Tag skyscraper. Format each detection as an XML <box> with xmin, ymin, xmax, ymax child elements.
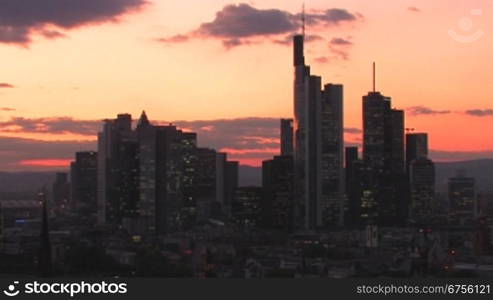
<box><xmin>321</xmin><ymin>83</ymin><xmax>344</xmax><ymax>226</ymax></box>
<box><xmin>448</xmin><ymin>171</ymin><xmax>477</xmax><ymax>225</ymax></box>
<box><xmin>153</xmin><ymin>124</ymin><xmax>197</xmax><ymax>233</ymax></box>
<box><xmin>280</xmin><ymin>118</ymin><xmax>293</xmax><ymax>156</ymax></box>
<box><xmin>232</xmin><ymin>187</ymin><xmax>262</xmax><ymax>229</ymax></box>
<box><xmin>136</xmin><ymin>111</ymin><xmax>157</xmax><ymax>233</ymax></box>
<box><xmin>97</xmin><ymin>114</ymin><xmax>139</xmax><ymax>225</ymax></box>
<box><xmin>345</xmin><ymin>147</ymin><xmax>359</xmax><ymax>194</ymax></box>
<box><xmin>262</xmin><ymin>155</ymin><xmax>294</xmax><ymax>230</ymax></box>
<box><xmin>363</xmin><ymin>92</ymin><xmax>404</xmax><ymax>175</ymax></box>
<box><xmin>362</xmin><ymin>65</ymin><xmax>406</xmax><ymax>225</ymax></box>
<box><xmin>70</xmin><ymin>151</ymin><xmax>98</xmax><ymax>219</ymax></box>
<box><xmin>409</xmin><ymin>157</ymin><xmax>435</xmax><ymax>222</ymax></box>
<box><xmin>405</xmin><ymin>132</ymin><xmax>434</xmax><ymax>222</ymax></box>
<box><xmin>292</xmin><ymin>32</ymin><xmax>344</xmax><ymax>229</ymax></box>
<box><xmin>406</xmin><ymin>133</ymin><xmax>428</xmax><ymax>172</ymax></box>
<box><xmin>293</xmin><ymin>33</ymin><xmax>310</xmax><ymax>230</ymax></box>
<box><xmin>224</xmin><ymin>160</ymin><xmax>239</xmax><ymax>216</ymax></box>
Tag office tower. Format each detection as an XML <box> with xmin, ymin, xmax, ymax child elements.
<box><xmin>215</xmin><ymin>152</ymin><xmax>227</xmax><ymax>208</ymax></box>
<box><xmin>362</xmin><ymin>64</ymin><xmax>406</xmax><ymax>225</ymax></box>
<box><xmin>292</xmin><ymin>33</ymin><xmax>344</xmax><ymax>230</ymax></box>
<box><xmin>186</xmin><ymin>147</ymin><xmax>218</xmax><ymax>222</ymax></box>
<box><xmin>97</xmin><ymin>114</ymin><xmax>139</xmax><ymax>225</ymax></box>
<box><xmin>280</xmin><ymin>118</ymin><xmax>293</xmax><ymax>156</ymax></box>
<box><xmin>52</xmin><ymin>172</ymin><xmax>69</xmax><ymax>214</ymax></box>
<box><xmin>262</xmin><ymin>156</ymin><xmax>294</xmax><ymax>230</ymax></box>
<box><xmin>70</xmin><ymin>151</ymin><xmax>98</xmax><ymax>219</ymax></box>
<box><xmin>179</xmin><ymin>147</ymin><xmax>232</xmax><ymax>222</ymax></box>
<box><xmin>136</xmin><ymin>111</ymin><xmax>157</xmax><ymax>233</ymax></box>
<box><xmin>345</xmin><ymin>147</ymin><xmax>359</xmax><ymax>193</ymax></box>
<box><xmin>293</xmin><ymin>33</ymin><xmax>310</xmax><ymax>230</ymax></box>
<box><xmin>409</xmin><ymin>157</ymin><xmax>435</xmax><ymax>222</ymax></box>
<box><xmin>346</xmin><ymin>159</ymin><xmax>375</xmax><ymax>226</ymax></box>
<box><xmin>154</xmin><ymin>125</ymin><xmax>196</xmax><ymax>233</ymax></box>
<box><xmin>321</xmin><ymin>83</ymin><xmax>344</xmax><ymax>226</ymax></box>
<box><xmin>232</xmin><ymin>187</ymin><xmax>262</xmax><ymax>228</ymax></box>
<box><xmin>363</xmin><ymin>93</ymin><xmax>404</xmax><ymax>174</ymax></box>
<box><xmin>448</xmin><ymin>171</ymin><xmax>476</xmax><ymax>224</ymax></box>
<box><xmin>406</xmin><ymin>133</ymin><xmax>428</xmax><ymax>172</ymax></box>
<box><xmin>97</xmin><ymin>112</ymin><xmax>238</xmax><ymax>234</ymax></box>
<box><xmin>224</xmin><ymin>161</ymin><xmax>239</xmax><ymax>215</ymax></box>
<box><xmin>305</xmin><ymin>74</ymin><xmax>322</xmax><ymax>229</ymax></box>
<box><xmin>390</xmin><ymin>109</ymin><xmax>405</xmax><ymax>175</ymax></box>
<box><xmin>345</xmin><ymin>147</ymin><xmax>359</xmax><ymax>226</ymax></box>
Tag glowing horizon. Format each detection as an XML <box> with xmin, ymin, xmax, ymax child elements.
<box><xmin>1</xmin><ymin>0</ymin><xmax>492</xmax><ymax>169</ymax></box>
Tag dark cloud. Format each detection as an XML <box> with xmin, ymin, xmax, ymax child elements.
<box><xmin>273</xmin><ymin>34</ymin><xmax>322</xmax><ymax>46</ymax></box>
<box><xmin>197</xmin><ymin>4</ymin><xmax>296</xmax><ymax>39</ymax></box>
<box><xmin>0</xmin><ymin>117</ymin><xmax>100</xmax><ymax>136</ymax></box>
<box><xmin>38</xmin><ymin>29</ymin><xmax>66</xmax><ymax>40</ymax></box>
<box><xmin>407</xmin><ymin>106</ymin><xmax>451</xmax><ymax>116</ymax></box>
<box><xmin>0</xmin><ymin>0</ymin><xmax>147</xmax><ymax>45</ymax></box>
<box><xmin>171</xmin><ymin>117</ymin><xmax>280</xmax><ymax>151</ymax></box>
<box><xmin>430</xmin><ymin>149</ymin><xmax>493</xmax><ymax>161</ymax></box>
<box><xmin>302</xmin><ymin>9</ymin><xmax>359</xmax><ymax>26</ymax></box>
<box><xmin>3</xmin><ymin>115</ymin><xmax>493</xmax><ymax>170</ymax></box>
<box><xmin>344</xmin><ymin>127</ymin><xmax>362</xmax><ymax>134</ymax></box>
<box><xmin>464</xmin><ymin>109</ymin><xmax>493</xmax><ymax>117</ymax></box>
<box><xmin>408</xmin><ymin>7</ymin><xmax>421</xmax><ymax>13</ymax></box>
<box><xmin>0</xmin><ymin>107</ymin><xmax>15</xmax><ymax>111</ymax></box>
<box><xmin>316</xmin><ymin>37</ymin><xmax>354</xmax><ymax>62</ymax></box>
<box><xmin>158</xmin><ymin>4</ymin><xmax>361</xmax><ymax>48</ymax></box>
<box><xmin>0</xmin><ymin>83</ymin><xmax>15</xmax><ymax>88</ymax></box>
<box><xmin>329</xmin><ymin>37</ymin><xmax>352</xmax><ymax>46</ymax></box>
<box><xmin>222</xmin><ymin>38</ymin><xmax>248</xmax><ymax>49</ymax></box>
<box><xmin>0</xmin><ymin>26</ymin><xmax>30</xmax><ymax>44</ymax></box>
<box><xmin>156</xmin><ymin>34</ymin><xmax>189</xmax><ymax>44</ymax></box>
<box><xmin>0</xmin><ymin>136</ymin><xmax>95</xmax><ymax>171</ymax></box>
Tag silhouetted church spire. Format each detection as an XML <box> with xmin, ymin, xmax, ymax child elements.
<box><xmin>38</xmin><ymin>189</ymin><xmax>52</xmax><ymax>277</ymax></box>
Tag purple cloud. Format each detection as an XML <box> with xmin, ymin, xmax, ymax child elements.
<box><xmin>0</xmin><ymin>0</ymin><xmax>148</xmax><ymax>45</ymax></box>
<box><xmin>408</xmin><ymin>7</ymin><xmax>421</xmax><ymax>13</ymax></box>
<box><xmin>464</xmin><ymin>109</ymin><xmax>493</xmax><ymax>117</ymax></box>
<box><xmin>407</xmin><ymin>106</ymin><xmax>451</xmax><ymax>116</ymax></box>
<box><xmin>157</xmin><ymin>4</ymin><xmax>361</xmax><ymax>48</ymax></box>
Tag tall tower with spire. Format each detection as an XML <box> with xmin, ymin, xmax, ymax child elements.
<box><xmin>362</xmin><ymin>63</ymin><xmax>406</xmax><ymax>225</ymax></box>
<box><xmin>292</xmin><ymin>6</ymin><xmax>345</xmax><ymax>229</ymax></box>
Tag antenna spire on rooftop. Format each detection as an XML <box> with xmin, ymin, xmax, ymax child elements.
<box><xmin>302</xmin><ymin>3</ymin><xmax>305</xmax><ymax>37</ymax></box>
<box><xmin>373</xmin><ymin>62</ymin><xmax>376</xmax><ymax>92</ymax></box>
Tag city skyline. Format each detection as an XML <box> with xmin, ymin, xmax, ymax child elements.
<box><xmin>0</xmin><ymin>1</ymin><xmax>492</xmax><ymax>281</ymax></box>
<box><xmin>1</xmin><ymin>0</ymin><xmax>493</xmax><ymax>170</ymax></box>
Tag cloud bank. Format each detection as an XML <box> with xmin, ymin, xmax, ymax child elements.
<box><xmin>157</xmin><ymin>3</ymin><xmax>362</xmax><ymax>49</ymax></box>
<box><xmin>0</xmin><ymin>0</ymin><xmax>147</xmax><ymax>45</ymax></box>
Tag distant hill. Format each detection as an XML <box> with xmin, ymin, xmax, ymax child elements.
<box><xmin>239</xmin><ymin>159</ymin><xmax>493</xmax><ymax>192</ymax></box>
<box><xmin>435</xmin><ymin>159</ymin><xmax>493</xmax><ymax>193</ymax></box>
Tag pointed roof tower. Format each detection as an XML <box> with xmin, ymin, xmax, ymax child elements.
<box><xmin>137</xmin><ymin>110</ymin><xmax>151</xmax><ymax>128</ymax></box>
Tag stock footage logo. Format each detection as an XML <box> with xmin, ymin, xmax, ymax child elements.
<box><xmin>448</xmin><ymin>9</ymin><xmax>484</xmax><ymax>43</ymax></box>
<box><xmin>1</xmin><ymin>280</ymin><xmax>128</xmax><ymax>298</ymax></box>
<box><xmin>3</xmin><ymin>281</ymin><xmax>20</xmax><ymax>297</ymax></box>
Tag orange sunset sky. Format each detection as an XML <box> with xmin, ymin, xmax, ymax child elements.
<box><xmin>0</xmin><ymin>0</ymin><xmax>492</xmax><ymax>170</ymax></box>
